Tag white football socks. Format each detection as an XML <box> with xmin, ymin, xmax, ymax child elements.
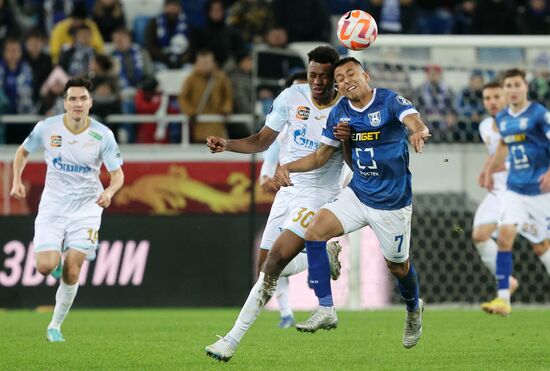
<box><xmin>275</xmin><ymin>276</ymin><xmax>293</xmax><ymax>318</ymax></box>
<box><xmin>538</xmin><ymin>249</ymin><xmax>550</xmax><ymax>275</ymax></box>
<box><xmin>227</xmin><ymin>272</ymin><xmax>277</xmax><ymax>343</ymax></box>
<box><xmin>475</xmin><ymin>239</ymin><xmax>498</xmax><ymax>274</ymax></box>
<box><xmin>48</xmin><ymin>280</ymin><xmax>79</xmax><ymax>330</ymax></box>
<box><xmin>280</xmin><ymin>253</ymin><xmax>308</xmax><ymax>277</ymax></box>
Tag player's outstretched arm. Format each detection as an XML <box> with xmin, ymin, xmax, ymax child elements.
<box><xmin>484</xmin><ymin>140</ymin><xmax>508</xmax><ymax>191</ymax></box>
<box><xmin>97</xmin><ymin>168</ymin><xmax>124</xmax><ymax>208</ymax></box>
<box><xmin>403</xmin><ymin>114</ymin><xmax>430</xmax><ymax>153</ymax></box>
<box><xmin>206</xmin><ymin>126</ymin><xmax>279</xmax><ymax>154</ymax></box>
<box><xmin>274</xmin><ymin>144</ymin><xmax>336</xmax><ymax>186</ymax></box>
<box><xmin>10</xmin><ymin>145</ymin><xmax>30</xmax><ymax>199</ymax></box>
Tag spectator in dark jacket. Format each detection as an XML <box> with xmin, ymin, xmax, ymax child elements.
<box><xmin>273</xmin><ymin>0</ymin><xmax>331</xmax><ymax>42</ymax></box>
<box><xmin>23</xmin><ymin>29</ymin><xmax>53</xmax><ymax>102</ymax></box>
<box><xmin>91</xmin><ymin>0</ymin><xmax>126</xmax><ymax>42</ymax></box>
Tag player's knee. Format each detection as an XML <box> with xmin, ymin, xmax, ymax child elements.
<box><xmin>35</xmin><ymin>260</ymin><xmax>56</xmax><ymax>276</ymax></box>
<box><xmin>63</xmin><ymin>265</ymin><xmax>81</xmax><ymax>285</ymax></box>
<box><xmin>472</xmin><ymin>228</ymin><xmax>489</xmax><ymax>244</ymax></box>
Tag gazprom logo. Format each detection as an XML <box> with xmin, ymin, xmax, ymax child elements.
<box><xmin>293</xmin><ymin>126</ymin><xmax>319</xmax><ymax>149</ymax></box>
<box><xmin>53</xmin><ymin>156</ymin><xmax>92</xmax><ymax>173</ymax></box>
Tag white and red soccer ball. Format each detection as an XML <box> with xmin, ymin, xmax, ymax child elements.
<box><xmin>337</xmin><ymin>10</ymin><xmax>378</xmax><ymax>50</ymax></box>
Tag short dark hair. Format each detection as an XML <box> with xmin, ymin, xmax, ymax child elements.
<box><xmin>25</xmin><ymin>28</ymin><xmax>45</xmax><ymax>41</ymax></box>
<box><xmin>482</xmin><ymin>81</ymin><xmax>502</xmax><ymax>92</ymax></box>
<box><xmin>63</xmin><ymin>77</ymin><xmax>93</xmax><ymax>99</ymax></box>
<box><xmin>502</xmin><ymin>68</ymin><xmax>526</xmax><ymax>82</ymax></box>
<box><xmin>334</xmin><ymin>57</ymin><xmax>364</xmax><ymax>71</ymax></box>
<box><xmin>285</xmin><ymin>71</ymin><xmax>307</xmax><ymax>88</ymax></box>
<box><xmin>307</xmin><ymin>46</ymin><xmax>339</xmax><ymax>66</ymax></box>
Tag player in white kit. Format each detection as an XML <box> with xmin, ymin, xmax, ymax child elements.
<box><xmin>204</xmin><ymin>46</ymin><xmax>347</xmax><ymax>362</ymax></box>
<box><xmin>10</xmin><ymin>77</ymin><xmax>124</xmax><ymax>342</ymax></box>
<box><xmin>472</xmin><ymin>82</ymin><xmax>519</xmax><ymax>291</ymax></box>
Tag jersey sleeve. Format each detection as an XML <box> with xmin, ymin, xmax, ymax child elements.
<box><xmin>101</xmin><ymin>129</ymin><xmax>123</xmax><ymax>171</ymax></box>
<box><xmin>389</xmin><ymin>93</ymin><xmax>419</xmax><ymax>123</ymax></box>
<box><xmin>264</xmin><ymin>88</ymin><xmax>289</xmax><ymax>132</ymax></box>
<box><xmin>260</xmin><ymin>140</ymin><xmax>280</xmax><ymax>178</ymax></box>
<box><xmin>320</xmin><ymin>107</ymin><xmax>341</xmax><ymax>148</ymax></box>
<box><xmin>22</xmin><ymin>121</ymin><xmax>45</xmax><ymax>153</ymax></box>
<box><xmin>540</xmin><ymin>107</ymin><xmax>550</xmax><ymax>141</ymax></box>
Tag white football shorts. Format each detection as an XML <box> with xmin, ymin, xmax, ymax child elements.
<box><xmin>33</xmin><ymin>214</ymin><xmax>101</xmax><ymax>255</ymax></box>
<box><xmin>473</xmin><ymin>191</ymin><xmax>503</xmax><ymax>227</ymax></box>
<box><xmin>259</xmin><ymin>187</ymin><xmax>339</xmax><ymax>250</ymax></box>
<box><xmin>499</xmin><ymin>190</ymin><xmax>550</xmax><ymax>244</ymax></box>
<box><xmin>322</xmin><ymin>187</ymin><xmax>412</xmax><ymax>263</ymax></box>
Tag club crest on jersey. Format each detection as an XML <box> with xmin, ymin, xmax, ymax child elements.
<box><xmin>396</xmin><ymin>95</ymin><xmax>412</xmax><ymax>106</ymax></box>
<box><xmin>295</xmin><ymin>106</ymin><xmax>310</xmax><ymax>120</ymax></box>
<box><xmin>368</xmin><ymin>111</ymin><xmax>381</xmax><ymax>126</ymax></box>
<box><xmin>519</xmin><ymin>118</ymin><xmax>528</xmax><ymax>130</ymax></box>
<box><xmin>50</xmin><ymin>135</ymin><xmax>62</xmax><ymax>147</ymax></box>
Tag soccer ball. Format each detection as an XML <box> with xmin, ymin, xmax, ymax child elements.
<box><xmin>337</xmin><ymin>10</ymin><xmax>378</xmax><ymax>50</ymax></box>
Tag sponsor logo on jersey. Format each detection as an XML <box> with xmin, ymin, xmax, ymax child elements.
<box><xmin>89</xmin><ymin>130</ymin><xmax>103</xmax><ymax>141</ymax></box>
<box><xmin>292</xmin><ymin>126</ymin><xmax>319</xmax><ymax>149</ymax></box>
<box><xmin>52</xmin><ymin>156</ymin><xmax>92</xmax><ymax>173</ymax></box>
<box><xmin>368</xmin><ymin>111</ymin><xmax>381</xmax><ymax>126</ymax></box>
<box><xmin>503</xmin><ymin>133</ymin><xmax>526</xmax><ymax>143</ymax></box>
<box><xmin>50</xmin><ymin>135</ymin><xmax>62</xmax><ymax>147</ymax></box>
<box><xmin>396</xmin><ymin>95</ymin><xmax>412</xmax><ymax>106</ymax></box>
<box><xmin>295</xmin><ymin>106</ymin><xmax>310</xmax><ymax>120</ymax></box>
<box><xmin>351</xmin><ymin>131</ymin><xmax>380</xmax><ymax>141</ymax></box>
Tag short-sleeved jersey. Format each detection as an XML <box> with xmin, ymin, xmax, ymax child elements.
<box><xmin>321</xmin><ymin>88</ymin><xmax>418</xmax><ymax>210</ymax></box>
<box><xmin>23</xmin><ymin>114</ymin><xmax>123</xmax><ymax>217</ymax></box>
<box><xmin>496</xmin><ymin>102</ymin><xmax>550</xmax><ymax>195</ymax></box>
<box><xmin>479</xmin><ymin>116</ymin><xmax>507</xmax><ymax>191</ymax></box>
<box><xmin>265</xmin><ymin>83</ymin><xmax>343</xmax><ymax>193</ymax></box>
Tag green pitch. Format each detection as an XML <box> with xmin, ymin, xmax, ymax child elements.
<box><xmin>1</xmin><ymin>308</ymin><xmax>549</xmax><ymax>370</ymax></box>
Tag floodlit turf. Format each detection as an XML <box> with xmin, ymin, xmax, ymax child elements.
<box><xmin>1</xmin><ymin>308</ymin><xmax>549</xmax><ymax>370</ymax></box>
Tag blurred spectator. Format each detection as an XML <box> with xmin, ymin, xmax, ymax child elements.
<box><xmin>273</xmin><ymin>0</ymin><xmax>331</xmax><ymax>42</ymax></box>
<box><xmin>529</xmin><ymin>53</ymin><xmax>550</xmax><ymax>108</ymax></box>
<box><xmin>227</xmin><ymin>0</ymin><xmax>274</xmax><ymax>44</ymax></box>
<box><xmin>88</xmin><ymin>54</ymin><xmax>118</xmax><ymax>87</ymax></box>
<box><xmin>43</xmin><ymin>0</ymin><xmax>74</xmax><ymax>34</ymax></box>
<box><xmin>226</xmin><ymin>51</ymin><xmax>253</xmax><ymax>138</ymax></box>
<box><xmin>190</xmin><ymin>0</ymin><xmax>246</xmax><ymax>68</ymax></box>
<box><xmin>178</xmin><ymin>50</ymin><xmax>233</xmax><ymax>142</ymax></box>
<box><xmin>145</xmin><ymin>0</ymin><xmax>191</xmax><ymax>70</ymax></box>
<box><xmin>91</xmin><ymin>0</ymin><xmax>126</xmax><ymax>42</ymax></box>
<box><xmin>416</xmin><ymin>64</ymin><xmax>457</xmax><ymax>131</ymax></box>
<box><xmin>23</xmin><ymin>29</ymin><xmax>53</xmax><ymax>102</ymax></box>
<box><xmin>369</xmin><ymin>62</ymin><xmax>414</xmax><ymax>99</ymax></box>
<box><xmin>0</xmin><ymin>37</ymin><xmax>34</xmax><ymax>143</ymax></box>
<box><xmin>49</xmin><ymin>2</ymin><xmax>104</xmax><ymax>64</ymax></box>
<box><xmin>111</xmin><ymin>27</ymin><xmax>153</xmax><ymax>90</ymax></box>
<box><xmin>181</xmin><ymin>0</ymin><xmax>209</xmax><ymax>29</ymax></box>
<box><xmin>458</xmin><ymin>70</ymin><xmax>485</xmax><ymax>125</ymax></box>
<box><xmin>0</xmin><ymin>0</ymin><xmax>20</xmax><ymax>46</ymax></box>
<box><xmin>471</xmin><ymin>0</ymin><xmax>517</xmax><ymax>34</ymax></box>
<box><xmin>257</xmin><ymin>26</ymin><xmax>306</xmax><ymax>80</ymax></box>
<box><xmin>38</xmin><ymin>66</ymin><xmax>69</xmax><ymax>115</ymax></box>
<box><xmin>90</xmin><ymin>75</ymin><xmax>121</xmax><ymax>126</ymax></box>
<box><xmin>58</xmin><ymin>24</ymin><xmax>95</xmax><ymax>77</ymax></box>
<box><xmin>452</xmin><ymin>0</ymin><xmax>475</xmax><ymax>34</ymax></box>
<box><xmin>10</xmin><ymin>0</ymin><xmax>43</xmax><ymax>33</ymax></box>
<box><xmin>517</xmin><ymin>0</ymin><xmax>550</xmax><ymax>34</ymax></box>
<box><xmin>284</xmin><ymin>71</ymin><xmax>307</xmax><ymax>87</ymax></box>
<box><xmin>134</xmin><ymin>77</ymin><xmax>177</xmax><ymax>143</ymax></box>
<box><xmin>367</xmin><ymin>0</ymin><xmax>418</xmax><ymax>34</ymax></box>
<box><xmin>416</xmin><ymin>0</ymin><xmax>454</xmax><ymax>34</ymax></box>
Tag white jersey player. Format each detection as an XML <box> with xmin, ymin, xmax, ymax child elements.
<box><xmin>10</xmin><ymin>77</ymin><xmax>124</xmax><ymax>342</ymax></box>
<box><xmin>205</xmin><ymin>46</ymin><xmax>346</xmax><ymax>362</ymax></box>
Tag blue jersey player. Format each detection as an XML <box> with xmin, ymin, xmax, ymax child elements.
<box><xmin>275</xmin><ymin>57</ymin><xmax>430</xmax><ymax>348</ymax></box>
<box><xmin>482</xmin><ymin>68</ymin><xmax>550</xmax><ymax>316</ymax></box>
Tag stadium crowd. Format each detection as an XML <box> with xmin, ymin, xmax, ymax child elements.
<box><xmin>0</xmin><ymin>0</ymin><xmax>549</xmax><ymax>144</ymax></box>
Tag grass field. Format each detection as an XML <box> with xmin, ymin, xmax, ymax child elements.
<box><xmin>1</xmin><ymin>308</ymin><xmax>549</xmax><ymax>370</ymax></box>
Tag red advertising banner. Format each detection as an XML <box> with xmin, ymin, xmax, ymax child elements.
<box><xmin>5</xmin><ymin>162</ymin><xmax>275</xmax><ymax>215</ymax></box>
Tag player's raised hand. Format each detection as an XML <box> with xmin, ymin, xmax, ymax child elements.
<box><xmin>409</xmin><ymin>129</ymin><xmax>430</xmax><ymax>153</ymax></box>
<box><xmin>539</xmin><ymin>170</ymin><xmax>550</xmax><ymax>193</ymax></box>
<box><xmin>9</xmin><ymin>182</ymin><xmax>26</xmax><ymax>199</ymax></box>
<box><xmin>483</xmin><ymin>170</ymin><xmax>494</xmax><ymax>192</ymax></box>
<box><xmin>274</xmin><ymin>165</ymin><xmax>293</xmax><ymax>187</ymax></box>
<box><xmin>206</xmin><ymin>136</ymin><xmax>227</xmax><ymax>153</ymax></box>
<box><xmin>96</xmin><ymin>190</ymin><xmax>112</xmax><ymax>208</ymax></box>
<box><xmin>334</xmin><ymin>121</ymin><xmax>350</xmax><ymax>141</ymax></box>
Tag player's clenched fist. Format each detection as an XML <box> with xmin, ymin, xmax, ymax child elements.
<box><xmin>10</xmin><ymin>182</ymin><xmax>26</xmax><ymax>199</ymax></box>
<box><xmin>206</xmin><ymin>136</ymin><xmax>228</xmax><ymax>153</ymax></box>
<box><xmin>96</xmin><ymin>190</ymin><xmax>113</xmax><ymax>208</ymax></box>
<box><xmin>274</xmin><ymin>165</ymin><xmax>293</xmax><ymax>187</ymax></box>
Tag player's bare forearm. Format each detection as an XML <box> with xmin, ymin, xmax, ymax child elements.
<box><xmin>487</xmin><ymin>141</ymin><xmax>508</xmax><ymax>174</ymax></box>
<box><xmin>97</xmin><ymin>168</ymin><xmax>124</xmax><ymax>208</ymax></box>
<box><xmin>403</xmin><ymin>114</ymin><xmax>430</xmax><ymax>153</ymax></box>
<box><xmin>10</xmin><ymin>146</ymin><xmax>29</xmax><ymax>199</ymax></box>
<box><xmin>207</xmin><ymin>126</ymin><xmax>278</xmax><ymax>153</ymax></box>
<box><xmin>287</xmin><ymin>144</ymin><xmax>336</xmax><ymax>173</ymax></box>
<box><xmin>342</xmin><ymin>139</ymin><xmax>352</xmax><ymax>168</ymax></box>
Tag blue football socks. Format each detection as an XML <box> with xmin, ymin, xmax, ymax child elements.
<box><xmin>397</xmin><ymin>263</ymin><xmax>420</xmax><ymax>312</ymax></box>
<box><xmin>496</xmin><ymin>251</ymin><xmax>512</xmax><ymax>290</ymax></box>
<box><xmin>305</xmin><ymin>240</ymin><xmax>333</xmax><ymax>307</ymax></box>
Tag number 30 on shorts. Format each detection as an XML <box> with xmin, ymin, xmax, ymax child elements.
<box><xmin>292</xmin><ymin>207</ymin><xmax>315</xmax><ymax>228</ymax></box>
